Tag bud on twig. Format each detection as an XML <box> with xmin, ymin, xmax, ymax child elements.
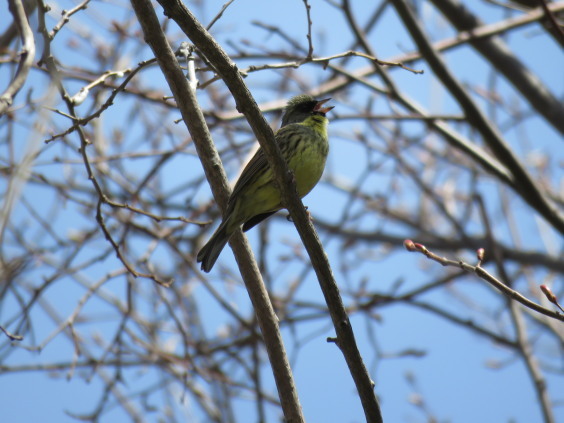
<box><xmin>540</xmin><ymin>285</ymin><xmax>564</xmax><ymax>313</ymax></box>
<box><xmin>476</xmin><ymin>248</ymin><xmax>485</xmax><ymax>265</ymax></box>
<box><xmin>404</xmin><ymin>239</ymin><xmax>416</xmax><ymax>252</ymax></box>
<box><xmin>540</xmin><ymin>285</ymin><xmax>557</xmax><ymax>304</ymax></box>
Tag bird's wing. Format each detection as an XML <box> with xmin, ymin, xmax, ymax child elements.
<box><xmin>228</xmin><ymin>148</ymin><xmax>268</xmax><ymax>203</ymax></box>
<box><xmin>241</xmin><ymin>211</ymin><xmax>277</xmax><ymax>232</ymax></box>
<box><xmin>226</xmin><ymin>125</ymin><xmax>296</xmax><ymax>215</ymax></box>
<box><xmin>229</xmin><ymin>127</ymin><xmax>287</xmax><ymax>198</ymax></box>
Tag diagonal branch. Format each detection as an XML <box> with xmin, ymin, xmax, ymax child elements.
<box><xmin>129</xmin><ymin>0</ymin><xmax>306</xmax><ymax>422</ymax></box>
<box><xmin>390</xmin><ymin>0</ymin><xmax>564</xmax><ymax>235</ymax></box>
<box><xmin>429</xmin><ymin>0</ymin><xmax>564</xmax><ymax>135</ymax></box>
<box><xmin>0</xmin><ymin>0</ymin><xmax>35</xmax><ymax>116</ymax></box>
<box><xmin>155</xmin><ymin>0</ymin><xmax>383</xmax><ymax>421</ymax></box>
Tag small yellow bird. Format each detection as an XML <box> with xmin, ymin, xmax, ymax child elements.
<box><xmin>197</xmin><ymin>95</ymin><xmax>334</xmax><ymax>272</ymax></box>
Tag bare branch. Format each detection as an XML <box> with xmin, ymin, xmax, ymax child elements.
<box><xmin>0</xmin><ymin>0</ymin><xmax>35</xmax><ymax>115</ymax></box>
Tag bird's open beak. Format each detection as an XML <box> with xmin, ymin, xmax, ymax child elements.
<box><xmin>314</xmin><ymin>98</ymin><xmax>334</xmax><ymax>114</ymax></box>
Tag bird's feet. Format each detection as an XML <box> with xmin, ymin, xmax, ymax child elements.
<box><xmin>286</xmin><ymin>207</ymin><xmax>313</xmax><ymax>223</ymax></box>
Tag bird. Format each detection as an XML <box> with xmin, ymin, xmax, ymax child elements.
<box><xmin>196</xmin><ymin>95</ymin><xmax>334</xmax><ymax>272</ymax></box>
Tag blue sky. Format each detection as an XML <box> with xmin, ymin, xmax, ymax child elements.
<box><xmin>1</xmin><ymin>0</ymin><xmax>562</xmax><ymax>422</ymax></box>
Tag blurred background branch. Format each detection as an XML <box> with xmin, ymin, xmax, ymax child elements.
<box><xmin>0</xmin><ymin>0</ymin><xmax>562</xmax><ymax>422</ymax></box>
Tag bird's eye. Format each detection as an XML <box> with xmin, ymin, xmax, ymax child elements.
<box><xmin>301</xmin><ymin>102</ymin><xmax>317</xmax><ymax>112</ymax></box>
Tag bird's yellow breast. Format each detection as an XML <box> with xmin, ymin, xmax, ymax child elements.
<box><xmin>289</xmin><ymin>115</ymin><xmax>329</xmax><ymax>196</ymax></box>
<box><xmin>228</xmin><ymin>114</ymin><xmax>329</xmax><ymax>226</ymax></box>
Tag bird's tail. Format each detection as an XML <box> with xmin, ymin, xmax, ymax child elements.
<box><xmin>197</xmin><ymin>218</ymin><xmax>232</xmax><ymax>272</ymax></box>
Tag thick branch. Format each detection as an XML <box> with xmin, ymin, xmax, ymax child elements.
<box><xmin>129</xmin><ymin>1</ymin><xmax>305</xmax><ymax>422</ymax></box>
<box><xmin>155</xmin><ymin>0</ymin><xmax>382</xmax><ymax>421</ymax></box>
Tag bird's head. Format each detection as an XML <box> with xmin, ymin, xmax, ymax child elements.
<box><xmin>281</xmin><ymin>95</ymin><xmax>334</xmax><ymax>127</ymax></box>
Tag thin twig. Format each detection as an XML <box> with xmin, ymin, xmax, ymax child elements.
<box><xmin>537</xmin><ymin>0</ymin><xmax>564</xmax><ymax>43</ymax></box>
<box><xmin>302</xmin><ymin>0</ymin><xmax>314</xmax><ymax>58</ymax></box>
<box><xmin>0</xmin><ymin>0</ymin><xmax>36</xmax><ymax>116</ymax></box>
<box><xmin>49</xmin><ymin>0</ymin><xmax>91</xmax><ymax>39</ymax></box>
<box><xmin>45</xmin><ymin>60</ymin><xmax>154</xmax><ymax>143</ymax></box>
<box><xmin>206</xmin><ymin>0</ymin><xmax>236</xmax><ymax>30</ymax></box>
<box><xmin>404</xmin><ymin>240</ymin><xmax>564</xmax><ymax>322</ymax></box>
<box><xmin>0</xmin><ymin>325</ymin><xmax>23</xmax><ymax>341</ymax></box>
